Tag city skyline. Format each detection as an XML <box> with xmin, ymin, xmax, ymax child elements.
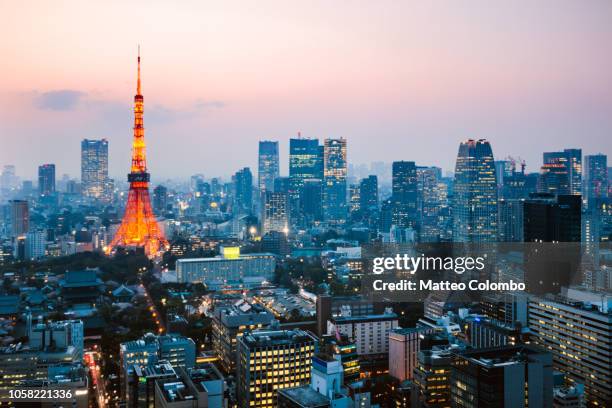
<box><xmin>1</xmin><ymin>1</ymin><xmax>611</xmax><ymax>179</ymax></box>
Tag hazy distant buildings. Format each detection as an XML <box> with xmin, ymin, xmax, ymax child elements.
<box><xmin>153</xmin><ymin>184</ymin><xmax>168</xmax><ymax>214</ymax></box>
<box><xmin>9</xmin><ymin>199</ymin><xmax>29</xmax><ymax>236</ymax></box>
<box><xmin>37</xmin><ymin>163</ymin><xmax>55</xmax><ymax>196</ymax></box>
<box><xmin>452</xmin><ymin>139</ymin><xmax>498</xmax><ymax>242</ymax></box>
<box><xmin>81</xmin><ymin>138</ymin><xmax>109</xmax><ymax>199</ymax></box>
<box><xmin>258</xmin><ymin>141</ymin><xmax>280</xmax><ymax>193</ymax></box>
<box><xmin>323</xmin><ymin>138</ymin><xmax>348</xmax><ymax>225</ymax></box>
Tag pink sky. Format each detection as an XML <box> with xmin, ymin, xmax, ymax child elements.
<box><xmin>1</xmin><ymin>0</ymin><xmax>611</xmax><ymax>180</ymax></box>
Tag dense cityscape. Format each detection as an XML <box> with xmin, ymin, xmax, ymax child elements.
<box><xmin>0</xmin><ymin>0</ymin><xmax>612</xmax><ymax>402</ymax></box>
<box><xmin>1</xmin><ymin>48</ymin><xmax>611</xmax><ymax>408</ymax></box>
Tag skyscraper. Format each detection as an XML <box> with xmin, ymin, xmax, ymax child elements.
<box><xmin>262</xmin><ymin>191</ymin><xmax>289</xmax><ymax>234</ymax></box>
<box><xmin>498</xmin><ymin>198</ymin><xmax>524</xmax><ymax>242</ymax></box>
<box><xmin>37</xmin><ymin>164</ymin><xmax>55</xmax><ymax>196</ymax></box>
<box><xmin>417</xmin><ymin>166</ymin><xmax>443</xmax><ymax>241</ymax></box>
<box><xmin>81</xmin><ymin>139</ymin><xmax>109</xmax><ymax>199</ymax></box>
<box><xmin>541</xmin><ymin>149</ymin><xmax>582</xmax><ymax>196</ymax></box>
<box><xmin>323</xmin><ymin>138</ymin><xmax>347</xmax><ymax>224</ymax></box>
<box><xmin>289</xmin><ymin>137</ymin><xmax>323</xmax><ymax>224</ymax></box>
<box><xmin>289</xmin><ymin>138</ymin><xmax>323</xmax><ymax>186</ymax></box>
<box><xmin>359</xmin><ymin>175</ymin><xmax>378</xmax><ymax>215</ymax></box>
<box><xmin>258</xmin><ymin>141</ymin><xmax>279</xmax><ymax>193</ymax></box>
<box><xmin>9</xmin><ymin>199</ymin><xmax>29</xmax><ymax>237</ymax></box>
<box><xmin>523</xmin><ymin>194</ymin><xmax>581</xmax><ymax>243</ymax></box>
<box><xmin>452</xmin><ymin>139</ymin><xmax>498</xmax><ymax>242</ymax></box>
<box><xmin>392</xmin><ymin>161</ymin><xmax>417</xmax><ymax>229</ymax></box>
<box><xmin>233</xmin><ymin>167</ymin><xmax>253</xmax><ymax>214</ymax></box>
<box><xmin>584</xmin><ymin>154</ymin><xmax>608</xmax><ymax>205</ymax></box>
<box><xmin>301</xmin><ymin>179</ymin><xmax>323</xmax><ymax>223</ymax></box>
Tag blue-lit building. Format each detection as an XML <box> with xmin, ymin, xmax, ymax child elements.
<box><xmin>452</xmin><ymin>139</ymin><xmax>498</xmax><ymax>242</ymax></box>
<box><xmin>323</xmin><ymin>138</ymin><xmax>348</xmax><ymax>225</ymax></box>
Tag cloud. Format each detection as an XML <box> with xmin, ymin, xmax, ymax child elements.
<box><xmin>35</xmin><ymin>90</ymin><xmax>84</xmax><ymax>111</ymax></box>
<box><xmin>194</xmin><ymin>99</ymin><xmax>226</xmax><ymax>109</ymax></box>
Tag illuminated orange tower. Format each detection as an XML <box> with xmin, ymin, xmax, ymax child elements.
<box><xmin>109</xmin><ymin>49</ymin><xmax>168</xmax><ymax>256</ymax></box>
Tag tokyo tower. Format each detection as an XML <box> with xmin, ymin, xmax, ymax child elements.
<box><xmin>108</xmin><ymin>49</ymin><xmax>168</xmax><ymax>256</ymax></box>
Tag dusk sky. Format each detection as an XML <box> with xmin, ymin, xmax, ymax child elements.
<box><xmin>1</xmin><ymin>0</ymin><xmax>611</xmax><ymax>181</ymax></box>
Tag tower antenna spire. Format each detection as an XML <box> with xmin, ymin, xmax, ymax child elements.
<box><xmin>137</xmin><ymin>45</ymin><xmax>141</xmax><ymax>95</ymax></box>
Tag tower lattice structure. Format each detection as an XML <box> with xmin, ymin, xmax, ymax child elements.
<box><xmin>109</xmin><ymin>50</ymin><xmax>168</xmax><ymax>256</ymax></box>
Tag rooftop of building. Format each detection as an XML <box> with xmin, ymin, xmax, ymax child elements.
<box><xmin>458</xmin><ymin>345</ymin><xmax>549</xmax><ymax>368</ymax></box>
<box><xmin>157</xmin><ymin>379</ymin><xmax>197</xmax><ymax>403</ymax></box>
<box><xmin>240</xmin><ymin>329</ymin><xmax>315</xmax><ymax>348</ymax></box>
<box><xmin>176</xmin><ymin>252</ymin><xmax>276</xmax><ymax>264</ymax></box>
<box><xmin>330</xmin><ymin>312</ymin><xmax>398</xmax><ymax>323</ymax></box>
<box><xmin>278</xmin><ymin>386</ymin><xmax>330</xmax><ymax>407</ymax></box>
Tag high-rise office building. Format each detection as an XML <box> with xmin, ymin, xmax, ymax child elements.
<box><xmin>451</xmin><ymin>345</ymin><xmax>553</xmax><ymax>408</ymax></box>
<box><xmin>263</xmin><ymin>191</ymin><xmax>289</xmax><ymax>234</ymax></box>
<box><xmin>236</xmin><ymin>329</ymin><xmax>316</xmax><ymax>408</ymax></box>
<box><xmin>541</xmin><ymin>149</ymin><xmax>582</xmax><ymax>196</ymax></box>
<box><xmin>153</xmin><ymin>185</ymin><xmax>168</xmax><ymax>214</ymax></box>
<box><xmin>524</xmin><ymin>194</ymin><xmax>581</xmax><ymax>242</ymax></box>
<box><xmin>498</xmin><ymin>198</ymin><xmax>524</xmax><ymax>242</ymax></box>
<box><xmin>81</xmin><ymin>139</ymin><xmax>109</xmax><ymax>199</ymax></box>
<box><xmin>584</xmin><ymin>154</ymin><xmax>608</xmax><ymax>205</ymax></box>
<box><xmin>233</xmin><ymin>167</ymin><xmax>253</xmax><ymax>214</ymax></box>
<box><xmin>359</xmin><ymin>175</ymin><xmax>378</xmax><ymax>215</ymax></box>
<box><xmin>389</xmin><ymin>327</ymin><xmax>435</xmax><ymax>382</ymax></box>
<box><xmin>392</xmin><ymin>161</ymin><xmax>417</xmax><ymax>229</ymax></box>
<box><xmin>302</xmin><ymin>179</ymin><xmax>323</xmax><ymax>223</ymax></box>
<box><xmin>538</xmin><ymin>163</ymin><xmax>570</xmax><ymax>196</ymax></box>
<box><xmin>529</xmin><ymin>294</ymin><xmax>611</xmax><ymax>405</ymax></box>
<box><xmin>417</xmin><ymin>166</ymin><xmax>443</xmax><ymax>241</ymax></box>
<box><xmin>211</xmin><ymin>300</ymin><xmax>274</xmax><ymax>373</ymax></box>
<box><xmin>289</xmin><ymin>138</ymin><xmax>324</xmax><ymax>189</ymax></box>
<box><xmin>258</xmin><ymin>141</ymin><xmax>280</xmax><ymax>193</ymax></box>
<box><xmin>38</xmin><ymin>163</ymin><xmax>55</xmax><ymax>196</ymax></box>
<box><xmin>413</xmin><ymin>348</ymin><xmax>453</xmax><ymax>408</ymax></box>
<box><xmin>9</xmin><ymin>199</ymin><xmax>29</xmax><ymax>237</ymax></box>
<box><xmin>323</xmin><ymin>138</ymin><xmax>348</xmax><ymax>224</ymax></box>
<box><xmin>452</xmin><ymin>139</ymin><xmax>498</xmax><ymax>242</ymax></box>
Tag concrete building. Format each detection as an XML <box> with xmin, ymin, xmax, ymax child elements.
<box><xmin>176</xmin><ymin>247</ymin><xmax>276</xmax><ymax>284</ymax></box>
<box><xmin>211</xmin><ymin>299</ymin><xmax>274</xmax><ymax>373</ymax></box>
<box><xmin>450</xmin><ymin>345</ymin><xmax>553</xmax><ymax>408</ymax></box>
<box><xmin>389</xmin><ymin>326</ymin><xmax>435</xmax><ymax>382</ymax></box>
<box><xmin>326</xmin><ymin>309</ymin><xmax>398</xmax><ymax>357</ymax></box>
<box><xmin>529</xmin><ymin>294</ymin><xmax>612</xmax><ymax>406</ymax></box>
<box><xmin>235</xmin><ymin>329</ymin><xmax>316</xmax><ymax>408</ymax></box>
